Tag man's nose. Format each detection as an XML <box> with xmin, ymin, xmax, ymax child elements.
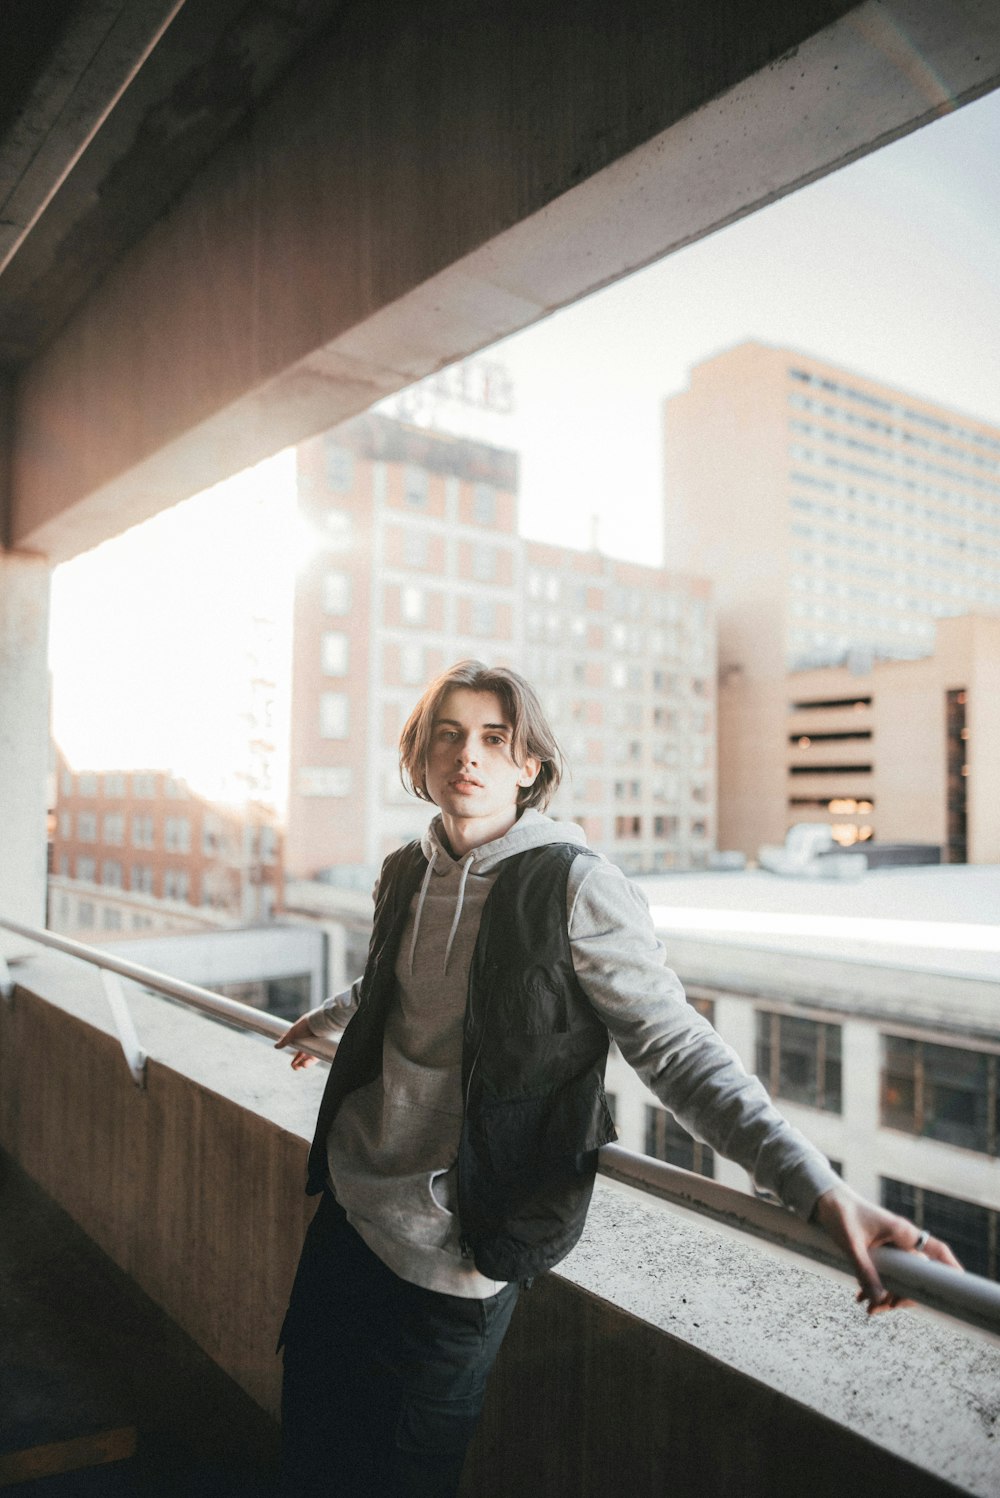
<box><xmin>455</xmin><ymin>738</ymin><xmax>477</xmax><ymax>764</ymax></box>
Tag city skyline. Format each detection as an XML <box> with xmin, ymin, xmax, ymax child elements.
<box><xmin>48</xmin><ymin>88</ymin><xmax>1000</xmax><ymax>792</ymax></box>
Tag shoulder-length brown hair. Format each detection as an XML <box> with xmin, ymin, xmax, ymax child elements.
<box><xmin>399</xmin><ymin>660</ymin><xmax>564</xmax><ymax>812</ymax></box>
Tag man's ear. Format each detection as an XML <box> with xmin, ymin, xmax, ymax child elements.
<box><xmin>518</xmin><ymin>756</ymin><xmax>541</xmax><ymax>788</ymax></box>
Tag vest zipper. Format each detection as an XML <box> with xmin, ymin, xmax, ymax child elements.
<box><xmin>459</xmin><ymin>957</ymin><xmax>496</xmax><ymax>1259</ymax></box>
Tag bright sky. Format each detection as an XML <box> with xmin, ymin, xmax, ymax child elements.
<box><xmin>48</xmin><ymin>89</ymin><xmax>1000</xmax><ymax>798</ymax></box>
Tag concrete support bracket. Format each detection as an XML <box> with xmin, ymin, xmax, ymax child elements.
<box><xmin>99</xmin><ymin>969</ymin><xmax>147</xmax><ymax>1088</ymax></box>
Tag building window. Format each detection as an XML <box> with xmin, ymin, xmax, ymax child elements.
<box><xmin>322</xmin><ymin>572</ymin><xmax>351</xmax><ymax>615</ymax></box>
<box><xmin>103</xmin><ymin>907</ymin><xmax>122</xmax><ymax>932</ymax></box>
<box><xmin>473</xmin><ymin>483</ymin><xmax>496</xmax><ymax>525</ymax></box>
<box><xmin>645</xmin><ymin>1106</ymin><xmax>715</xmax><ymax>1178</ymax></box>
<box><xmin>76</xmin><ymin>856</ymin><xmax>96</xmax><ymax>882</ymax></box>
<box><xmin>881</xmin><ymin>1178</ymin><xmax>998</xmax><ymax>1282</ymax></box>
<box><xmin>59</xmin><ymin>811</ymin><xmax>72</xmax><ymax>838</ymax></box>
<box><xmin>132</xmin><ymin>773</ymin><xmax>157</xmax><ymax>798</ymax></box>
<box><xmin>400</xmin><ymin>643</ymin><xmax>424</xmax><ymax>685</ymax></box>
<box><xmin>103</xmin><ymin>772</ymin><xmax>126</xmax><ymax>797</ymax></box>
<box><xmin>164</xmin><ymin>869</ymin><xmax>190</xmax><ymax>902</ymax></box>
<box><xmin>320</xmin><ymin>692</ymin><xmax>349</xmax><ymax>740</ymax></box>
<box><xmin>472</xmin><ymin>543</ymin><xmax>496</xmax><ymax>582</ymax></box>
<box><xmin>471</xmin><ymin>599</ymin><xmax>495</xmax><ymax>637</ymax></box>
<box><xmin>653</xmin><ymin>815</ymin><xmax>679</xmax><ymax>839</ymax></box>
<box><xmin>402</xmin><ymin>529</ymin><xmax>429</xmax><ymax>568</ymax></box>
<box><xmin>77</xmin><ymin>812</ymin><xmax>97</xmax><ymax>843</ymax></box>
<box><xmin>163</xmin><ymin>776</ymin><xmax>187</xmax><ymax>799</ymax></box>
<box><xmin>756</xmin><ymin>1011</ymin><xmax>842</xmax><ymax>1113</ymax></box>
<box><xmin>130</xmin><ymin>865</ymin><xmax>154</xmax><ymax>894</ymax></box>
<box><xmin>404</xmin><ymin>465</ymin><xmax>429</xmax><ymax>508</ymax></box>
<box><xmin>614</xmin><ymin>815</ymin><xmax>642</xmax><ymax>839</ymax></box>
<box><xmin>57</xmin><ymin>854</ymin><xmax>70</xmax><ymax>876</ymax></box>
<box><xmin>101</xmin><ymin>860</ymin><xmax>123</xmax><ymax>888</ymax></box>
<box><xmin>321</xmin><ymin>631</ymin><xmax>349</xmax><ymax>676</ymax></box>
<box><xmin>325</xmin><ymin>441</ymin><xmax>354</xmax><ymax>493</ymax></box>
<box><xmin>78</xmin><ymin>773</ymin><xmax>98</xmax><ymax>796</ymax></box>
<box><xmin>164</xmin><ymin>817</ymin><xmax>191</xmax><ymax>853</ymax></box>
<box><xmin>323</xmin><ymin>508</ymin><xmax>352</xmax><ymax>550</ymax></box>
<box><xmin>102</xmin><ymin>813</ymin><xmax>125</xmax><ymax>846</ymax></box>
<box><xmin>60</xmin><ymin>769</ymin><xmax>74</xmax><ymax>796</ymax></box>
<box><xmin>77</xmin><ymin>901</ymin><xmax>95</xmax><ymax>928</ymax></box>
<box><xmin>401</xmin><ymin>585</ymin><xmax>425</xmax><ymax>625</ymax></box>
<box><xmin>946</xmin><ymin>687</ymin><xmax>968</xmax><ymax>864</ymax></box>
<box><xmin>881</xmin><ymin>1035</ymin><xmax>997</xmax><ymax>1155</ymax></box>
<box><xmin>132</xmin><ymin>815</ymin><xmax>155</xmax><ymax>849</ymax></box>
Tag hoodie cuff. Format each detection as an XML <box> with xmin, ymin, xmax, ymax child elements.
<box><xmin>305</xmin><ymin>989</ymin><xmax>356</xmax><ymax>1038</ymax></box>
<box><xmin>780</xmin><ymin>1151</ymin><xmax>843</xmax><ymax>1220</ymax></box>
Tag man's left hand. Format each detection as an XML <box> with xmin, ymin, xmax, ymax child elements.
<box><xmin>812</xmin><ymin>1182</ymin><xmax>963</xmax><ymax>1314</ymax></box>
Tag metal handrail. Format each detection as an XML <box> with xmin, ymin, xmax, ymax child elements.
<box><xmin>2</xmin><ymin>915</ymin><xmax>998</xmax><ymax>1342</ymax></box>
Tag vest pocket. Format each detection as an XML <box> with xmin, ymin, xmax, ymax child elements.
<box><xmin>490</xmin><ymin>970</ymin><xmax>572</xmax><ymax>1034</ymax></box>
<box><xmin>478</xmin><ymin>1075</ymin><xmax>615</xmax><ymax>1178</ymax></box>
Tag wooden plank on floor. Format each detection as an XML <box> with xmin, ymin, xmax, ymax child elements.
<box><xmin>0</xmin><ymin>1425</ymin><xmax>137</xmax><ymax>1487</ymax></box>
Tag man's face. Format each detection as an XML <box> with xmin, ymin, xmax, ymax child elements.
<box><xmin>423</xmin><ymin>688</ymin><xmax>539</xmax><ymax>834</ymax></box>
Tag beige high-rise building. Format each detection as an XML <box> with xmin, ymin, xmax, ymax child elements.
<box><xmin>664</xmin><ymin>342</ymin><xmax>1000</xmax><ymax>860</ymax></box>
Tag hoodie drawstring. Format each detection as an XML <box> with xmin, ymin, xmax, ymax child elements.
<box><xmin>408</xmin><ymin>848</ymin><xmax>437</xmax><ymax>975</ymax></box>
<box><xmin>443</xmin><ymin>854</ymin><xmax>475</xmax><ymax>975</ymax></box>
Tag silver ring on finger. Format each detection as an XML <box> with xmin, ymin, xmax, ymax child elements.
<box><xmin>912</xmin><ymin>1229</ymin><xmax>930</xmax><ymax>1252</ymax></box>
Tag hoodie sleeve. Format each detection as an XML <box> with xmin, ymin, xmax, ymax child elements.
<box><xmin>305</xmin><ymin>977</ymin><xmax>363</xmax><ymax>1038</ymax></box>
<box><xmin>567</xmin><ymin>856</ymin><xmax>840</xmax><ymax>1219</ymax></box>
<box><xmin>303</xmin><ymin>871</ymin><xmax>381</xmax><ymax>1038</ymax></box>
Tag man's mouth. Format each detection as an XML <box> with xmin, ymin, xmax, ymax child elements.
<box><xmin>450</xmin><ymin>776</ymin><xmax>482</xmax><ymax>789</ymax></box>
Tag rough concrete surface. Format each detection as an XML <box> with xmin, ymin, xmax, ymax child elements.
<box><xmin>3</xmin><ymin>952</ymin><xmax>998</xmax><ymax>1495</ymax></box>
<box><xmin>564</xmin><ymin>1180</ymin><xmax>1000</xmax><ymax>1495</ymax></box>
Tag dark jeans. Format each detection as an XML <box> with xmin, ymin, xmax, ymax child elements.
<box><xmin>278</xmin><ymin>1191</ymin><xmax>520</xmax><ymax>1498</ymax></box>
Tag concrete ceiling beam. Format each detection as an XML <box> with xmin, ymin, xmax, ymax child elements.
<box><xmin>6</xmin><ymin>0</ymin><xmax>1000</xmax><ymax>562</ymax></box>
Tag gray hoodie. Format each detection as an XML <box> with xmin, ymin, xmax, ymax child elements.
<box><xmin>306</xmin><ymin>810</ymin><xmax>840</xmax><ymax>1297</ymax></box>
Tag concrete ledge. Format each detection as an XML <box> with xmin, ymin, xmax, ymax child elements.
<box><xmin>2</xmin><ymin>952</ymin><xmax>998</xmax><ymax>1495</ymax></box>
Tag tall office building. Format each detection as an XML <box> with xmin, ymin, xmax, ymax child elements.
<box><xmin>664</xmin><ymin>342</ymin><xmax>1000</xmax><ymax>858</ymax></box>
<box><xmin>286</xmin><ymin>414</ymin><xmax>715</xmax><ymax>883</ymax></box>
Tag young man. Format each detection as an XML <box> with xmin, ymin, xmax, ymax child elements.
<box><xmin>275</xmin><ymin>660</ymin><xmax>959</xmax><ymax>1497</ymax></box>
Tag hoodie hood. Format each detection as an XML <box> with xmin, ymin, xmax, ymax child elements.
<box><xmin>406</xmin><ymin>810</ymin><xmax>588</xmax><ymax>976</ymax></box>
<box><xmin>420</xmin><ymin>807</ymin><xmax>587</xmax><ymax>873</ymax></box>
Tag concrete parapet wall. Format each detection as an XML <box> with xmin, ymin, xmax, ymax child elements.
<box><xmin>1</xmin><ymin>953</ymin><xmax>997</xmax><ymax>1495</ymax></box>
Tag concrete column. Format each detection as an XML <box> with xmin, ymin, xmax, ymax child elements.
<box><xmin>0</xmin><ymin>550</ymin><xmax>51</xmax><ymax>939</ymax></box>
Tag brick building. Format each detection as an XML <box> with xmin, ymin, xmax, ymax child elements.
<box><xmin>50</xmin><ymin>755</ymin><xmax>282</xmax><ymax>939</ymax></box>
<box><xmin>286</xmin><ymin>413</ymin><xmax>715</xmax><ymax>883</ymax></box>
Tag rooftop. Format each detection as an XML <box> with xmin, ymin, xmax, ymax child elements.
<box><xmin>637</xmin><ymin>865</ymin><xmax>1000</xmax><ymax>984</ymax></box>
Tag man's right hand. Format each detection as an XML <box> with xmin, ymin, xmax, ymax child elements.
<box><xmin>275</xmin><ymin>1014</ymin><xmax>320</xmax><ymax>1070</ymax></box>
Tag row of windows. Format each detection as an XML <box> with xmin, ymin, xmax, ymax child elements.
<box><xmin>791</xmin><ymin>546</ymin><xmax>1000</xmax><ymax>591</ymax></box>
<box><xmin>759</xmin><ymin>1014</ymin><xmax>1000</xmax><ymax>1159</ymax></box>
<box><xmin>614</xmin><ymin>814</ymin><xmax>709</xmax><ymax>841</ymax></box>
<box><xmin>790</xmin><ymin>519</ymin><xmax>1000</xmax><ymax>582</ymax></box>
<box><xmin>59</xmin><ymin>812</ymin><xmax>193</xmax><ymax>850</ymax></box>
<box><xmin>788</xmin><ymin>392</ymin><xmax>1000</xmax><ymax>477</ymax></box>
<box><xmin>60</xmin><ymin>858</ymin><xmax>190</xmax><ymax>898</ymax></box>
<box><xmin>525</xmin><ymin>571</ymin><xmax>707</xmax><ymax>629</ymax></box>
<box><xmin>790</xmin><ymin>452</ymin><xmax>1000</xmax><ymax>530</ymax></box>
<box><xmin>789</xmin><ymin>367</ymin><xmax>1000</xmax><ymax>459</ymax></box>
<box><xmin>324</xmin><ymin>444</ymin><xmax>501</xmax><ymax>524</ymax></box>
<box><xmin>59</xmin><ymin>771</ymin><xmax>179</xmax><ymax>800</ymax></box>
<box><xmin>790</xmin><ymin>420</ymin><xmax>1000</xmax><ymax>501</ymax></box>
<box><xmin>790</xmin><ymin>490</ymin><xmax>1000</xmax><ymax>563</ymax></box>
<box><xmin>58</xmin><ymin>897</ymin><xmax>153</xmax><ymax>933</ymax></box>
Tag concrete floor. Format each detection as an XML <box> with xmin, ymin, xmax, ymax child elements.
<box><xmin>0</xmin><ymin>1154</ymin><xmax>279</xmax><ymax>1495</ymax></box>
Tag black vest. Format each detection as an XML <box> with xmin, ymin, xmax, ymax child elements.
<box><xmin>306</xmin><ymin>839</ymin><xmax>617</xmax><ymax>1280</ymax></box>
